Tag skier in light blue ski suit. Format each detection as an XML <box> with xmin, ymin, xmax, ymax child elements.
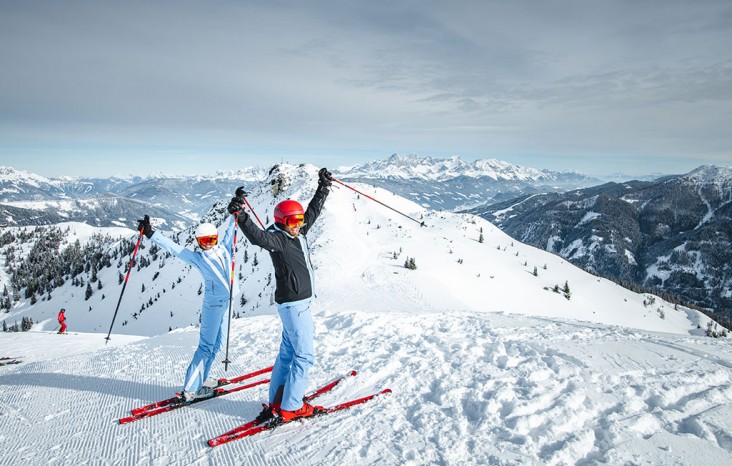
<box><xmin>138</xmin><ymin>215</ymin><xmax>239</xmax><ymax>400</ymax></box>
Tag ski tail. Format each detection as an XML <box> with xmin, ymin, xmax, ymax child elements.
<box><xmin>218</xmin><ymin>365</ymin><xmax>273</xmax><ymax>386</ymax></box>
<box><xmin>324</xmin><ymin>388</ymin><xmax>392</xmax><ymax>414</ymax></box>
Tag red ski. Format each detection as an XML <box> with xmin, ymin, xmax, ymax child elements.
<box><xmin>119</xmin><ymin>366</ymin><xmax>273</xmax><ymax>424</ymax></box>
<box><xmin>129</xmin><ymin>365</ymin><xmax>273</xmax><ymax>416</ymax></box>
<box><xmin>208</xmin><ymin>370</ymin><xmax>359</xmax><ymax>447</ymax></box>
<box><xmin>208</xmin><ymin>387</ymin><xmax>391</xmax><ymax>447</ymax></box>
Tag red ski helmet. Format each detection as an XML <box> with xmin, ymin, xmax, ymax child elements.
<box><xmin>274</xmin><ymin>200</ymin><xmax>304</xmax><ymax>225</ymax></box>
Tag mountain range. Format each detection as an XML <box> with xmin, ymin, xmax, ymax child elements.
<box><xmin>0</xmin><ymin>161</ymin><xmax>716</xmax><ymax>340</ymax></box>
<box><xmin>0</xmin><ymin>166</ymin><xmax>267</xmax><ymax>228</ymax></box>
<box><xmin>337</xmin><ymin>154</ymin><xmax>602</xmax><ymax>210</ymax></box>
<box><xmin>467</xmin><ymin>165</ymin><xmax>732</xmax><ymax>320</ymax></box>
<box><xmin>2</xmin><ymin>157</ymin><xmax>730</xmax><ymax>322</ymax></box>
<box><xmin>0</xmin><ymin>155</ymin><xmax>601</xmax><ymax>228</ymax></box>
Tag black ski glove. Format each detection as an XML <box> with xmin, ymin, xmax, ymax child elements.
<box><xmin>227</xmin><ymin>197</ymin><xmax>245</xmax><ymax>215</ymax></box>
<box><xmin>137</xmin><ymin>215</ymin><xmax>154</xmax><ymax>239</ymax></box>
<box><xmin>318</xmin><ymin>168</ymin><xmax>332</xmax><ymax>188</ymax></box>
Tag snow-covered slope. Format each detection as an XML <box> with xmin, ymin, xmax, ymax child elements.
<box><xmin>1</xmin><ymin>310</ymin><xmax>731</xmax><ymax>465</ymax></box>
<box><xmin>1</xmin><ymin>164</ymin><xmax>731</xmax><ymax>465</ymax></box>
<box><xmin>470</xmin><ymin>164</ymin><xmax>732</xmax><ymax>320</ymax></box>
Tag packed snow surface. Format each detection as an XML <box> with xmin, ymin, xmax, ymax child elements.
<box><xmin>1</xmin><ymin>313</ymin><xmax>732</xmax><ymax>465</ymax></box>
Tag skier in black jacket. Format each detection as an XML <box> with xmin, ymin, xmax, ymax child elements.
<box><xmin>227</xmin><ymin>167</ymin><xmax>331</xmax><ymax>423</ymax></box>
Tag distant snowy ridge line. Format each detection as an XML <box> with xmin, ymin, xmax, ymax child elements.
<box><xmin>335</xmin><ymin>153</ymin><xmax>595</xmax><ymax>182</ymax></box>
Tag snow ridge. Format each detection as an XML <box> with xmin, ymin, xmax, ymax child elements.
<box><xmin>336</xmin><ymin>154</ymin><xmax>588</xmax><ymax>182</ymax></box>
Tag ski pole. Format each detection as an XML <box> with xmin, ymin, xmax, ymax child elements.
<box><xmin>105</xmin><ymin>227</ymin><xmax>144</xmax><ymax>344</ymax></box>
<box><xmin>222</xmin><ymin>188</ymin><xmax>246</xmax><ymax>371</ymax></box>
<box><xmin>330</xmin><ymin>178</ymin><xmax>426</xmax><ymax>227</ymax></box>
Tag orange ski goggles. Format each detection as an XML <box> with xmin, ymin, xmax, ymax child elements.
<box><xmin>283</xmin><ymin>214</ymin><xmax>304</xmax><ymax>228</ymax></box>
<box><xmin>196</xmin><ymin>235</ymin><xmax>218</xmax><ymax>247</ymax></box>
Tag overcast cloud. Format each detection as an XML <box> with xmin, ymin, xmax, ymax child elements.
<box><xmin>0</xmin><ymin>0</ymin><xmax>730</xmax><ymax>177</ymax></box>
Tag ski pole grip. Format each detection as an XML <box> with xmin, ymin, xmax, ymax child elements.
<box><xmin>235</xmin><ymin>187</ymin><xmax>247</xmax><ymax>198</ymax></box>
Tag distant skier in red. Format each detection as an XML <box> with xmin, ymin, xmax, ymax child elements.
<box><xmin>57</xmin><ymin>308</ymin><xmax>67</xmax><ymax>334</ymax></box>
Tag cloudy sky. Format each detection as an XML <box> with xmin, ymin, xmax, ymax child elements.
<box><xmin>1</xmin><ymin>0</ymin><xmax>730</xmax><ymax>178</ymax></box>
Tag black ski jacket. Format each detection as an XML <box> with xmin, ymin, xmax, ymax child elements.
<box><xmin>237</xmin><ymin>185</ymin><xmax>329</xmax><ymax>304</ymax></box>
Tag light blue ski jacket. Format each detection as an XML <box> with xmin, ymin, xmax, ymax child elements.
<box><xmin>150</xmin><ymin>217</ymin><xmax>240</xmax><ymax>304</ymax></box>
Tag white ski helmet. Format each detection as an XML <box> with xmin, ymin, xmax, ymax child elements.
<box><xmin>195</xmin><ymin>223</ymin><xmax>218</xmax><ymax>248</ymax></box>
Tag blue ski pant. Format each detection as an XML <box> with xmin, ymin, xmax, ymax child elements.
<box><xmin>183</xmin><ymin>300</ymin><xmax>228</xmax><ymax>393</ymax></box>
<box><xmin>269</xmin><ymin>300</ymin><xmax>315</xmax><ymax>411</ymax></box>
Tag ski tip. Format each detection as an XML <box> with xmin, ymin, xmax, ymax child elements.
<box><xmin>382</xmin><ymin>388</ymin><xmax>393</xmax><ymax>394</ymax></box>
<box><xmin>349</xmin><ymin>370</ymin><xmax>357</xmax><ymax>376</ymax></box>
<box><xmin>208</xmin><ymin>439</ymin><xmax>219</xmax><ymax>447</ymax></box>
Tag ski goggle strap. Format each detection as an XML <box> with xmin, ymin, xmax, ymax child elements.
<box><xmin>197</xmin><ymin>235</ymin><xmax>218</xmax><ymax>247</ymax></box>
<box><xmin>283</xmin><ymin>214</ymin><xmax>304</xmax><ymax>228</ymax></box>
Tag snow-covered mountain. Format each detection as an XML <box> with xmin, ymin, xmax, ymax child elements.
<box><xmin>467</xmin><ymin>165</ymin><xmax>732</xmax><ymax>321</ymax></box>
<box><xmin>0</xmin><ymin>166</ymin><xmax>268</xmax><ymax>227</ymax></box>
<box><xmin>0</xmin><ymin>155</ymin><xmax>599</xmax><ymax>225</ymax></box>
<box><xmin>0</xmin><ymin>166</ymin><xmax>132</xmax><ymax>200</ymax></box>
<box><xmin>0</xmin><ymin>195</ymin><xmax>192</xmax><ymax>230</ymax></box>
<box><xmin>335</xmin><ymin>154</ymin><xmax>601</xmax><ymax>210</ymax></box>
<box><xmin>1</xmin><ymin>163</ymin><xmax>731</xmax><ymax>465</ymax></box>
<box><xmin>337</xmin><ymin>154</ymin><xmax>584</xmax><ymax>182</ymax></box>
<box><xmin>0</xmin><ymin>163</ymin><xmax>712</xmax><ymax>337</ymax></box>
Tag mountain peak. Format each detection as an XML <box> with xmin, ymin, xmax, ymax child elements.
<box><xmin>337</xmin><ymin>154</ymin><xmax>595</xmax><ymax>183</ymax></box>
<box><xmin>0</xmin><ymin>166</ymin><xmax>51</xmax><ymax>186</ymax></box>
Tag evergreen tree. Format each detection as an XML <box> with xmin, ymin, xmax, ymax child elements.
<box><xmin>563</xmin><ymin>281</ymin><xmax>571</xmax><ymax>300</ymax></box>
<box><xmin>21</xmin><ymin>316</ymin><xmax>33</xmax><ymax>331</ymax></box>
<box><xmin>85</xmin><ymin>282</ymin><xmax>93</xmax><ymax>300</ymax></box>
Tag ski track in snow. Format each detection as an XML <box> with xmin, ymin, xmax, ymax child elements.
<box><xmin>1</xmin><ymin>311</ymin><xmax>732</xmax><ymax>465</ymax></box>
